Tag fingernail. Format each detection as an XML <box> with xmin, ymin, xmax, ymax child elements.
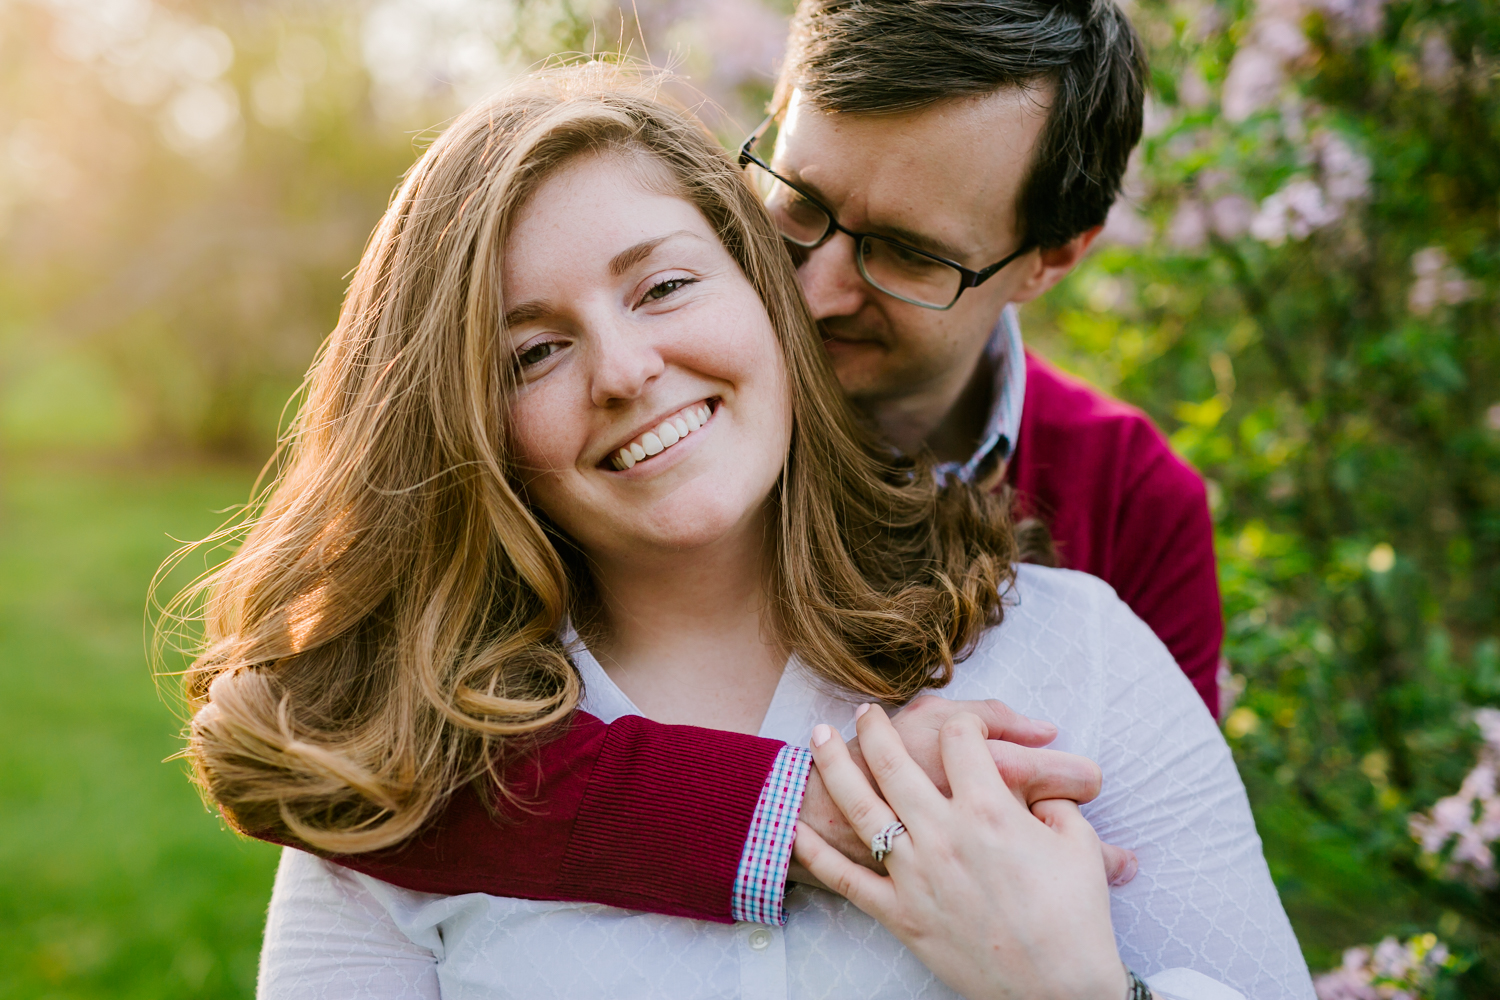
<box><xmin>812</xmin><ymin>724</ymin><xmax>832</xmax><ymax>747</ymax></box>
<box><xmin>855</xmin><ymin>703</ymin><xmax>871</xmax><ymax>719</ymax></box>
<box><xmin>1111</xmin><ymin>852</ymin><xmax>1139</xmax><ymax>886</ymax></box>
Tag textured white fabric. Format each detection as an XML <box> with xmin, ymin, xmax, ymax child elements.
<box><xmin>258</xmin><ymin>565</ymin><xmax>1315</xmax><ymax>1000</ymax></box>
<box><xmin>1147</xmin><ymin>967</ymin><xmax>1246</xmax><ymax>1000</ymax></box>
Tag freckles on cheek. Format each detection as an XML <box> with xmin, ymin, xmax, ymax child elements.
<box><xmin>507</xmin><ymin>394</ymin><xmax>576</xmax><ymax>482</ymax></box>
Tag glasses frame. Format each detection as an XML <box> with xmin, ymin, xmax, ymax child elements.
<box><xmin>737</xmin><ymin>116</ymin><xmax>1034</xmax><ymax>311</ymax></box>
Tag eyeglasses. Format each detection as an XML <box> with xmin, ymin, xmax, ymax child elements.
<box><xmin>737</xmin><ymin>116</ymin><xmax>1033</xmax><ymax>311</ymax></box>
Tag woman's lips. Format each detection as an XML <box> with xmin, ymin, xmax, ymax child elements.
<box><xmin>609</xmin><ymin>400</ymin><xmax>716</xmax><ymax>471</ymax></box>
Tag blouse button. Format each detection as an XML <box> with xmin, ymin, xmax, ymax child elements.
<box><xmin>748</xmin><ymin>928</ymin><xmax>772</xmax><ymax>951</ymax></box>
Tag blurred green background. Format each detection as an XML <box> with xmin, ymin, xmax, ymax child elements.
<box><xmin>0</xmin><ymin>0</ymin><xmax>1496</xmax><ymax>997</ymax></box>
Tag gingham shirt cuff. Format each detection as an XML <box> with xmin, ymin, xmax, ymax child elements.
<box><xmin>729</xmin><ymin>744</ymin><xmax>812</xmax><ymax>925</ymax></box>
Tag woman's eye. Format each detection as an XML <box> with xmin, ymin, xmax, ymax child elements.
<box><xmin>515</xmin><ymin>340</ymin><xmax>562</xmax><ymax>369</ymax></box>
<box><xmin>640</xmin><ymin>277</ymin><xmax>695</xmax><ymax>304</ymax></box>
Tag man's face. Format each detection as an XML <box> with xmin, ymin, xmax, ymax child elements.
<box><xmin>771</xmin><ymin>87</ymin><xmax>1051</xmax><ymax>405</ymax></box>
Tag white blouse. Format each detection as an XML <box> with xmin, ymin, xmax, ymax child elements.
<box><xmin>257</xmin><ymin>565</ymin><xmax>1316</xmax><ymax>1000</ymax></box>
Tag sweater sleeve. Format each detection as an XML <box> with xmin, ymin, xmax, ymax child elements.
<box><xmin>1104</xmin><ymin>430</ymin><xmax>1225</xmax><ymax>719</ymax></box>
<box><xmin>304</xmin><ymin>711</ymin><xmax>786</xmax><ymax>923</ymax></box>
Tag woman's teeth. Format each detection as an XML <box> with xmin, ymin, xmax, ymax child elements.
<box><xmin>611</xmin><ymin>403</ymin><xmax>713</xmax><ymax>471</ymax></box>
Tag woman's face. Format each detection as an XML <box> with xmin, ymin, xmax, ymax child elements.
<box><xmin>502</xmin><ymin>153</ymin><xmax>793</xmax><ymax>567</ymax></box>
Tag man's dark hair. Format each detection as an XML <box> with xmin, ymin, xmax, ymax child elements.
<box><xmin>779</xmin><ymin>0</ymin><xmax>1147</xmax><ymax>250</ymax></box>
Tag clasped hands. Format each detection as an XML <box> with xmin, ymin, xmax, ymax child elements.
<box><xmin>788</xmin><ymin>697</ymin><xmax>1135</xmax><ymax>1000</ymax></box>
<box><xmin>789</xmin><ymin>694</ymin><xmax>1137</xmax><ymax>887</ymax></box>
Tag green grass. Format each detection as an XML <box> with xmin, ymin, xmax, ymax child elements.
<box><xmin>0</xmin><ymin>459</ymin><xmax>278</xmax><ymax>1000</ymax></box>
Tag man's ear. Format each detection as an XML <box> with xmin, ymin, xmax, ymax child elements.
<box><xmin>1008</xmin><ymin>224</ymin><xmax>1104</xmax><ymax>304</ymax></box>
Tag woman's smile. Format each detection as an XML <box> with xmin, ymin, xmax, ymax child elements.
<box><xmin>606</xmin><ymin>398</ymin><xmax>717</xmax><ymax>471</ymax></box>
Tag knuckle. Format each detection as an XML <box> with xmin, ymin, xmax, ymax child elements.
<box><xmin>845</xmin><ymin>797</ymin><xmax>882</xmax><ymax>831</ymax></box>
<box><xmin>985</xmin><ymin>698</ymin><xmax>1017</xmax><ymax>722</ymax></box>
<box><xmin>940</xmin><ymin>711</ymin><xmax>981</xmax><ymax>738</ymax></box>
<box><xmin>866</xmin><ymin>746</ymin><xmax>901</xmax><ymax>780</ymax></box>
<box><xmin>967</xmin><ymin>798</ymin><xmax>1007</xmax><ymax>827</ymax></box>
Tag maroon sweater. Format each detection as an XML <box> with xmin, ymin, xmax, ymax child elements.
<box><xmin>317</xmin><ymin>352</ymin><xmax>1223</xmax><ymax>922</ymax></box>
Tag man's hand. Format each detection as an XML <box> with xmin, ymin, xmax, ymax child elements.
<box><xmin>788</xmin><ymin>696</ymin><xmax>1138</xmax><ymax>887</ymax></box>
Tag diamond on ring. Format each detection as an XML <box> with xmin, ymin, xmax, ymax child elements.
<box><xmin>870</xmin><ymin>820</ymin><xmax>907</xmax><ymax>863</ymax></box>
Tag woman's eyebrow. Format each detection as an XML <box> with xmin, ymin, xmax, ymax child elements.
<box><xmin>503</xmin><ymin>230</ymin><xmax>708</xmax><ymax>329</ymax></box>
<box><xmin>503</xmin><ymin>300</ymin><xmax>553</xmax><ymax>329</ymax></box>
<box><xmin>607</xmin><ymin>229</ymin><xmax>703</xmax><ymax>277</ymax></box>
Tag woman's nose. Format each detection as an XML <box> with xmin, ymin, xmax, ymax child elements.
<box><xmin>589</xmin><ymin>321</ymin><xmax>666</xmax><ymax>406</ymax></box>
<box><xmin>796</xmin><ymin>231</ymin><xmax>868</xmax><ymax>320</ymax></box>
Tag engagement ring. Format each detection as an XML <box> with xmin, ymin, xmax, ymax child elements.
<box><xmin>870</xmin><ymin>820</ymin><xmax>907</xmax><ymax>863</ymax></box>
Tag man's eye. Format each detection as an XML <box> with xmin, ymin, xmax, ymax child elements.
<box><xmin>641</xmin><ymin>277</ymin><xmax>695</xmax><ymax>304</ymax></box>
<box><xmin>516</xmin><ymin>340</ymin><xmax>562</xmax><ymax>368</ymax></box>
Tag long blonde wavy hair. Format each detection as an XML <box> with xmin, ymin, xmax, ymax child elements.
<box><xmin>161</xmin><ymin>64</ymin><xmax>1021</xmax><ymax>855</ymax></box>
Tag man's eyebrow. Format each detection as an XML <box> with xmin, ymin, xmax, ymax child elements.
<box><xmin>777</xmin><ymin>166</ymin><xmax>969</xmax><ymax>262</ymax></box>
<box><xmin>873</xmin><ymin>223</ymin><xmax>968</xmax><ymax>262</ymax></box>
<box><xmin>607</xmin><ymin>229</ymin><xmax>703</xmax><ymax>277</ymax></box>
<box><xmin>503</xmin><ymin>230</ymin><xmax>707</xmax><ymax>328</ymax></box>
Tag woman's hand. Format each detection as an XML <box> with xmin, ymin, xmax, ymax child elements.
<box><xmin>790</xmin><ymin>696</ymin><xmax>1138</xmax><ymax>888</ymax></box>
<box><xmin>794</xmin><ymin>705</ymin><xmax>1128</xmax><ymax>1000</ymax></box>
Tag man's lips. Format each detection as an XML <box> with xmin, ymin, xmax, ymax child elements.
<box><xmin>818</xmin><ymin>324</ymin><xmax>887</xmax><ymax>350</ymax></box>
<box><xmin>821</xmin><ymin>335</ymin><xmax>885</xmax><ymax>350</ymax></box>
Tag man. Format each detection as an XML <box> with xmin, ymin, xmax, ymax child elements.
<box><xmin>744</xmin><ymin>0</ymin><xmax>1220</xmax><ymax>713</ymax></box>
<box><xmin>263</xmin><ymin>0</ymin><xmax>1221</xmax><ymax>929</ymax></box>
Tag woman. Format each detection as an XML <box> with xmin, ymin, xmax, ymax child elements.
<box><xmin>179</xmin><ymin>66</ymin><xmax>1313</xmax><ymax>999</ymax></box>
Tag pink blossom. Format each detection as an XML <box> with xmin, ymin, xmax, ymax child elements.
<box><xmin>1221</xmin><ymin>0</ymin><xmax>1313</xmax><ymax>122</ymax></box>
<box><xmin>1258</xmin><ymin>17</ymin><xmax>1311</xmax><ymax>59</ymax></box>
<box><xmin>1473</xmin><ymin>707</ymin><xmax>1500</xmax><ymax>749</ymax></box>
<box><xmin>1372</xmin><ymin>937</ymin><xmax>1412</xmax><ymax>980</ymax></box>
<box><xmin>1223</xmin><ymin>46</ymin><xmax>1285</xmax><ymax>121</ymax></box>
<box><xmin>679</xmin><ymin>0</ymin><xmax>786</xmax><ymax>87</ymax></box>
<box><xmin>1409</xmin><ymin>708</ymin><xmax>1500</xmax><ymax>885</ymax></box>
<box><xmin>1314</xmin><ymin>0</ymin><xmax>1388</xmax><ymax>39</ymax></box>
<box><xmin>1168</xmin><ymin>199</ymin><xmax>1209</xmax><ymax>250</ymax></box>
<box><xmin>1100</xmin><ymin>200</ymin><xmax>1153</xmax><ymax>247</ymax></box>
<box><xmin>1210</xmin><ymin>194</ymin><xmax>1256</xmax><ymax>239</ymax></box>
<box><xmin>1251</xmin><ymin>179</ymin><xmax>1339</xmax><ymax>245</ymax></box>
<box><xmin>1179</xmin><ymin>67</ymin><xmax>1212</xmax><ymax>109</ymax></box>
<box><xmin>1312</xmin><ymin>966</ymin><xmax>1378</xmax><ymax>1000</ymax></box>
<box><xmin>1142</xmin><ymin>96</ymin><xmax>1175</xmax><ymax>137</ymax></box>
<box><xmin>1421</xmin><ymin>33</ymin><xmax>1455</xmax><ymax>86</ymax></box>
<box><xmin>1407</xmin><ymin>248</ymin><xmax>1477</xmax><ymax>316</ymax></box>
<box><xmin>1315</xmin><ymin>131</ymin><xmax>1372</xmax><ymax>206</ymax></box>
<box><xmin>1316</xmin><ymin>936</ymin><xmax>1453</xmax><ymax>1000</ymax></box>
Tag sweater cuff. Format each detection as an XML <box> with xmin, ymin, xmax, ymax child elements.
<box><xmin>555</xmin><ymin>716</ymin><xmax>786</xmax><ymax>922</ymax></box>
<box><xmin>730</xmin><ymin>745</ymin><xmax>812</xmax><ymax>925</ymax></box>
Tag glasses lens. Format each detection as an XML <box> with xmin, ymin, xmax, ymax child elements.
<box><xmin>858</xmin><ymin>236</ymin><xmax>963</xmax><ymax>309</ymax></box>
<box><xmin>744</xmin><ymin>161</ymin><xmax>830</xmax><ymax>247</ymax></box>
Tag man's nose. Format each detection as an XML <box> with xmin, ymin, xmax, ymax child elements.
<box><xmin>796</xmin><ymin>231</ymin><xmax>869</xmax><ymax>321</ymax></box>
<box><xmin>589</xmin><ymin>320</ymin><xmax>666</xmax><ymax>407</ymax></box>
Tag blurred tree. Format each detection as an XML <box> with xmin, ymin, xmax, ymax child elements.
<box><xmin>1025</xmin><ymin>0</ymin><xmax>1500</xmax><ymax>992</ymax></box>
<box><xmin>0</xmin><ymin>0</ymin><xmax>786</xmax><ymax>457</ymax></box>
